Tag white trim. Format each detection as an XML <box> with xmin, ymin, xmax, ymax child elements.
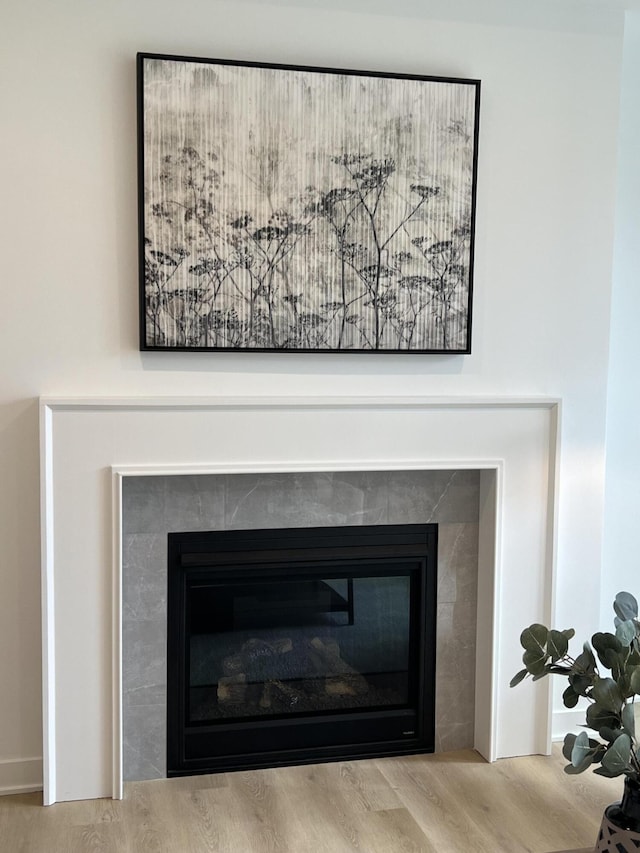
<box><xmin>552</xmin><ymin>708</ymin><xmax>586</xmax><ymax>741</ymax></box>
<box><xmin>41</xmin><ymin>395</ymin><xmax>559</xmax><ymax>801</ymax></box>
<box><xmin>0</xmin><ymin>757</ymin><xmax>43</xmax><ymax>797</ymax></box>
<box><xmin>112</xmin><ymin>458</ymin><xmax>504</xmax><ymax>777</ymax></box>
<box><xmin>544</xmin><ymin>402</ymin><xmax>563</xmax><ymax>748</ymax></box>
<box><xmin>112</xmin><ymin>459</ymin><xmax>504</xmax><ymax>477</ymax></box>
<box><xmin>41</xmin><ymin>395</ymin><xmax>561</xmax><ymax>411</ymax></box>
<box><xmin>39</xmin><ymin>403</ymin><xmax>56</xmax><ymax>807</ymax></box>
<box><xmin>474</xmin><ymin>467</ymin><xmax>500</xmax><ymax>761</ymax></box>
<box><xmin>112</xmin><ymin>474</ymin><xmax>124</xmax><ymax>801</ymax></box>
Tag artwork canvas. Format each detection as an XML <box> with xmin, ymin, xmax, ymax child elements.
<box><xmin>138</xmin><ymin>53</ymin><xmax>480</xmax><ymax>353</ymax></box>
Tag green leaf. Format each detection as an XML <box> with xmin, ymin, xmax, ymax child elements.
<box><xmin>601</xmin><ymin>733</ymin><xmax>631</xmax><ymax>775</ymax></box>
<box><xmin>547</xmin><ymin>630</ymin><xmax>569</xmax><ymax>662</ymax></box>
<box><xmin>510</xmin><ymin>668</ymin><xmax>528</xmax><ymax>688</ymax></box>
<box><xmin>622</xmin><ymin>703</ymin><xmax>636</xmax><ymax>738</ymax></box>
<box><xmin>569</xmin><ymin>672</ymin><xmax>594</xmax><ymax>696</ymax></box>
<box><xmin>592</xmin><ymin>632</ymin><xmax>623</xmax><ymax>658</ymax></box>
<box><xmin>594</xmin><ymin>765</ymin><xmax>623</xmax><ymax>778</ymax></box>
<box><xmin>523</xmin><ymin>649</ymin><xmax>547</xmax><ymax>676</ymax></box>
<box><xmin>562</xmin><ymin>733</ymin><xmax>577</xmax><ymax>761</ymax></box>
<box><xmin>564</xmin><ymin>756</ymin><xmax>594</xmax><ymax>774</ymax></box>
<box><xmin>531</xmin><ymin>669</ymin><xmax>551</xmax><ymax>682</ymax></box>
<box><xmin>614</xmin><ymin>592</ymin><xmax>638</xmax><ymax>622</ymax></box>
<box><xmin>616</xmin><ymin>619</ymin><xmax>637</xmax><ymax>648</ymax></box>
<box><xmin>592</xmin><ymin>678</ymin><xmax>624</xmax><ymax>713</ymax></box>
<box><xmin>548</xmin><ymin>664</ymin><xmax>572</xmax><ymax>674</ymax></box>
<box><xmin>586</xmin><ymin>702</ymin><xmax>619</xmax><ymax>732</ymax></box>
<box><xmin>592</xmin><ymin>632</ymin><xmax>625</xmax><ymax>676</ymax></box>
<box><xmin>630</xmin><ymin>666</ymin><xmax>640</xmax><ymax>695</ymax></box>
<box><xmin>571</xmin><ymin>731</ymin><xmax>591</xmax><ymax>768</ymax></box>
<box><xmin>600</xmin><ymin>726</ymin><xmax>622</xmax><ymax>743</ymax></box>
<box><xmin>520</xmin><ymin>624</ymin><xmax>549</xmax><ymax>653</ymax></box>
<box><xmin>573</xmin><ymin>643</ymin><xmax>597</xmax><ymax>675</ymax></box>
<box><xmin>563</xmin><ymin>628</ymin><xmax>576</xmax><ymax>641</ymax></box>
<box><xmin>562</xmin><ymin>684</ymin><xmax>579</xmax><ymax>709</ymax></box>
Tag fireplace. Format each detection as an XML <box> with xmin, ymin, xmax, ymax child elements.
<box><xmin>166</xmin><ymin>524</ymin><xmax>437</xmax><ymax>775</ymax></box>
<box><xmin>41</xmin><ymin>397</ymin><xmax>558</xmax><ymax>804</ymax></box>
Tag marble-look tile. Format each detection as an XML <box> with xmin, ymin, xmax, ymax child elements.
<box><xmin>122</xmin><ymin>469</ymin><xmax>481</xmax><ymax>781</ymax></box>
<box><xmin>122</xmin><ymin>619</ymin><xmax>166</xmax><ymax>701</ymax></box>
<box><xmin>437</xmin><ymin>523</ymin><xmax>479</xmax><ymax>605</ymax></box>
<box><xmin>123</xmin><ymin>703</ymin><xmax>166</xmax><ymax>782</ymax></box>
<box><xmin>122</xmin><ymin>534</ymin><xmax>167</xmax><ymax>622</ymax></box>
<box><xmin>328</xmin><ymin>471</ymin><xmax>389</xmax><ymax>525</ymax></box>
<box><xmin>386</xmin><ymin>470</ymin><xmax>480</xmax><ymax>525</ymax></box>
<box><xmin>164</xmin><ymin>474</ymin><xmax>225</xmax><ymax>532</ymax></box>
<box><xmin>435</xmin><ymin>717</ymin><xmax>475</xmax><ymax>753</ymax></box>
<box><xmin>223</xmin><ymin>471</ymin><xmax>387</xmax><ymax>529</ymax></box>
<box><xmin>122</xmin><ymin>476</ymin><xmax>167</xmax><ymax>535</ymax></box>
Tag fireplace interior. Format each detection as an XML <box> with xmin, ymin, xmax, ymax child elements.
<box><xmin>167</xmin><ymin>524</ymin><xmax>437</xmax><ymax>775</ymax></box>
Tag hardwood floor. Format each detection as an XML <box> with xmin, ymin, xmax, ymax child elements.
<box><xmin>0</xmin><ymin>746</ymin><xmax>618</xmax><ymax>852</ymax></box>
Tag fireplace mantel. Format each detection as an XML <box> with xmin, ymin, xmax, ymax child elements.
<box><xmin>40</xmin><ymin>395</ymin><xmax>559</xmax><ymax>804</ymax></box>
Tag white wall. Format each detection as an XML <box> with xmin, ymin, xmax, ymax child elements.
<box><xmin>602</xmin><ymin>10</ymin><xmax>640</xmax><ymax>621</ymax></box>
<box><xmin>0</xmin><ymin>0</ymin><xmax>624</xmax><ymax>791</ymax></box>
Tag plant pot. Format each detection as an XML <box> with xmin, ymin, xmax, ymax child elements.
<box><xmin>595</xmin><ymin>778</ymin><xmax>640</xmax><ymax>852</ymax></box>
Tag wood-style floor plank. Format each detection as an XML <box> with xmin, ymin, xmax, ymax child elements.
<box><xmin>0</xmin><ymin>747</ymin><xmax>621</xmax><ymax>852</ymax></box>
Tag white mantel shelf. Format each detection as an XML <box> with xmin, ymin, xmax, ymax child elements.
<box><xmin>41</xmin><ymin>395</ymin><xmax>561</xmax><ymax>409</ymax></box>
<box><xmin>40</xmin><ymin>395</ymin><xmax>560</xmax><ymax>805</ymax></box>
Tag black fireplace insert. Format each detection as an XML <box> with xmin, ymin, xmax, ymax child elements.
<box><xmin>167</xmin><ymin>523</ymin><xmax>437</xmax><ymax>775</ymax></box>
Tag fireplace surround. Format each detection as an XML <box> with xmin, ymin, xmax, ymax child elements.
<box><xmin>122</xmin><ymin>469</ymin><xmax>479</xmax><ymax>781</ymax></box>
<box><xmin>40</xmin><ymin>396</ymin><xmax>559</xmax><ymax>804</ymax></box>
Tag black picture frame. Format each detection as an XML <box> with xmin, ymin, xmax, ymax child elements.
<box><xmin>137</xmin><ymin>53</ymin><xmax>480</xmax><ymax>353</ymax></box>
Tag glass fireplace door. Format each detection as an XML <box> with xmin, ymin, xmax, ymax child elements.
<box><xmin>187</xmin><ymin>570</ymin><xmax>414</xmax><ymax>725</ymax></box>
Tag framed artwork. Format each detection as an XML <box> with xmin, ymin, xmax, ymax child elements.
<box><xmin>137</xmin><ymin>53</ymin><xmax>480</xmax><ymax>353</ymax></box>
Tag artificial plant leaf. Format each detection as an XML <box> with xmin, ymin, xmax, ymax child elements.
<box><xmin>592</xmin><ymin>677</ymin><xmax>624</xmax><ymax>713</ymax></box>
<box><xmin>569</xmin><ymin>672</ymin><xmax>594</xmax><ymax>696</ymax></box>
<box><xmin>510</xmin><ymin>668</ymin><xmax>528</xmax><ymax>688</ymax></box>
<box><xmin>631</xmin><ymin>666</ymin><xmax>640</xmax><ymax>695</ymax></box>
<box><xmin>594</xmin><ymin>765</ymin><xmax>623</xmax><ymax>778</ymax></box>
<box><xmin>523</xmin><ymin>649</ymin><xmax>547</xmax><ymax>676</ymax></box>
<box><xmin>520</xmin><ymin>624</ymin><xmax>549</xmax><ymax>653</ymax></box>
<box><xmin>573</xmin><ymin>643</ymin><xmax>597</xmax><ymax>675</ymax></box>
<box><xmin>614</xmin><ymin>592</ymin><xmax>639</xmax><ymax>622</ymax></box>
<box><xmin>531</xmin><ymin>668</ymin><xmax>552</xmax><ymax>682</ymax></box>
<box><xmin>548</xmin><ymin>664</ymin><xmax>572</xmax><ymax>675</ymax></box>
<box><xmin>562</xmin><ymin>628</ymin><xmax>576</xmax><ymax>640</ymax></box>
<box><xmin>586</xmin><ymin>702</ymin><xmax>619</xmax><ymax>732</ymax></box>
<box><xmin>570</xmin><ymin>731</ymin><xmax>591</xmax><ymax>767</ymax></box>
<box><xmin>592</xmin><ymin>632</ymin><xmax>624</xmax><ymax>676</ymax></box>
<box><xmin>601</xmin><ymin>732</ymin><xmax>631</xmax><ymax>775</ymax></box>
<box><xmin>564</xmin><ymin>754</ymin><xmax>594</xmax><ymax>774</ymax></box>
<box><xmin>547</xmin><ymin>630</ymin><xmax>569</xmax><ymax>662</ymax></box>
<box><xmin>562</xmin><ymin>684</ymin><xmax>579</xmax><ymax>708</ymax></box>
<box><xmin>616</xmin><ymin>619</ymin><xmax>637</xmax><ymax>648</ymax></box>
<box><xmin>592</xmin><ymin>632</ymin><xmax>623</xmax><ymax>658</ymax></box>
<box><xmin>622</xmin><ymin>703</ymin><xmax>636</xmax><ymax>737</ymax></box>
<box><xmin>562</xmin><ymin>732</ymin><xmax>577</xmax><ymax>761</ymax></box>
<box><xmin>599</xmin><ymin>726</ymin><xmax>622</xmax><ymax>743</ymax></box>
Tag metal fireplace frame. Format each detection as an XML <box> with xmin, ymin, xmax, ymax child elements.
<box><xmin>166</xmin><ymin>524</ymin><xmax>437</xmax><ymax>775</ymax></box>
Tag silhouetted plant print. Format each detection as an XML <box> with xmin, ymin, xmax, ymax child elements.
<box><xmin>140</xmin><ymin>56</ymin><xmax>479</xmax><ymax>351</ymax></box>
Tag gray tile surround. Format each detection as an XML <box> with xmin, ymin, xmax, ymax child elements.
<box><xmin>122</xmin><ymin>470</ymin><xmax>480</xmax><ymax>781</ymax></box>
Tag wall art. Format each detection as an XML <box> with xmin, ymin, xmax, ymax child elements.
<box><xmin>138</xmin><ymin>53</ymin><xmax>480</xmax><ymax>353</ymax></box>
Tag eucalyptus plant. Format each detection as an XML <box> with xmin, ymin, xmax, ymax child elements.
<box><xmin>511</xmin><ymin>592</ymin><xmax>640</xmax><ymax>781</ymax></box>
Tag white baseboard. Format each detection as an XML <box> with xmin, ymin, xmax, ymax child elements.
<box><xmin>0</xmin><ymin>757</ymin><xmax>43</xmax><ymax>796</ymax></box>
<box><xmin>552</xmin><ymin>708</ymin><xmax>586</xmax><ymax>742</ymax></box>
